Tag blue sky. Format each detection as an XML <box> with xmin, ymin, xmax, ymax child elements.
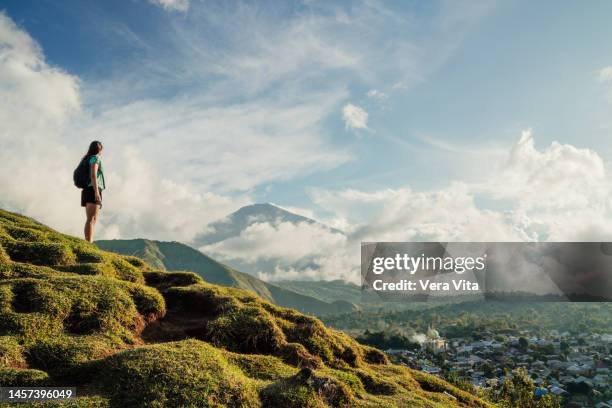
<box><xmin>4</xmin><ymin>1</ymin><xmax>612</xmax><ymax>192</ymax></box>
<box><xmin>5</xmin><ymin>1</ymin><xmax>612</xmax><ymax>182</ymax></box>
<box><xmin>2</xmin><ymin>0</ymin><xmax>612</xmax><ymax>280</ymax></box>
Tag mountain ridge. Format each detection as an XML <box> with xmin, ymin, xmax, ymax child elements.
<box><xmin>193</xmin><ymin>202</ymin><xmax>343</xmax><ymax>246</ymax></box>
<box><xmin>274</xmin><ymin>279</ymin><xmax>362</xmax><ymax>304</ymax></box>
<box><xmin>191</xmin><ymin>202</ymin><xmax>346</xmax><ymax>278</ymax></box>
<box><xmin>95</xmin><ymin>238</ymin><xmax>357</xmax><ymax>316</ymax></box>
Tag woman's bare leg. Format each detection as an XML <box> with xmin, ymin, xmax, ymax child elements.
<box><xmin>84</xmin><ymin>203</ymin><xmax>100</xmax><ymax>242</ymax></box>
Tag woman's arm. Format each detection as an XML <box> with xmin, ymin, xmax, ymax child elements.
<box><xmin>90</xmin><ymin>162</ymin><xmax>101</xmax><ymax>202</ymax></box>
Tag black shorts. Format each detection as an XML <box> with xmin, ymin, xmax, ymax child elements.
<box><xmin>81</xmin><ymin>187</ymin><xmax>102</xmax><ymax>208</ymax></box>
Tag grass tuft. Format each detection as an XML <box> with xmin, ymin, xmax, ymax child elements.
<box><xmin>355</xmin><ymin>368</ymin><xmax>400</xmax><ymax>395</ymax></box>
<box><xmin>0</xmin><ymin>367</ymin><xmax>49</xmax><ymax>387</ymax></box>
<box><xmin>261</xmin><ymin>367</ymin><xmax>354</xmax><ymax>408</ymax></box>
<box><xmin>143</xmin><ymin>270</ymin><xmax>203</xmax><ymax>290</ymax></box>
<box><xmin>0</xmin><ymin>335</ymin><xmax>26</xmax><ymax>368</ymax></box>
<box><xmin>207</xmin><ymin>305</ymin><xmax>286</xmax><ymax>354</ymax></box>
<box><xmin>3</xmin><ymin>241</ymin><xmax>76</xmax><ymax>266</ymax></box>
<box><xmin>93</xmin><ymin>339</ymin><xmax>261</xmax><ymax>408</ymax></box>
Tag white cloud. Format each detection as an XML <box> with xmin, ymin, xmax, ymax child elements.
<box><xmin>97</xmin><ymin>147</ymin><xmax>251</xmax><ymax>241</ymax></box>
<box><xmin>202</xmin><ymin>221</ymin><xmax>345</xmax><ymax>264</ymax></box>
<box><xmin>288</xmin><ymin>131</ymin><xmax>612</xmax><ymax>281</ymax></box>
<box><xmin>479</xmin><ymin>129</ymin><xmax>606</xmax><ymax>212</ymax></box>
<box><xmin>203</xmin><ymin>180</ymin><xmax>535</xmax><ymax>283</ymax></box>
<box><xmin>366</xmin><ymin>89</ymin><xmax>388</xmax><ymax>101</ymax></box>
<box><xmin>149</xmin><ymin>0</ymin><xmax>189</xmax><ymax>12</ymax></box>
<box><xmin>0</xmin><ymin>12</ymin><xmax>245</xmax><ymax>241</ymax></box>
<box><xmin>206</xmin><ymin>179</ymin><xmax>540</xmax><ymax>283</ymax></box>
<box><xmin>86</xmin><ymin>1</ymin><xmax>492</xmax><ymax>119</ymax></box>
<box><xmin>597</xmin><ymin>66</ymin><xmax>612</xmax><ymax>82</ymax></box>
<box><xmin>200</xmin><ymin>220</ymin><xmax>356</xmax><ymax>282</ymax></box>
<box><xmin>259</xmin><ymin>254</ymin><xmax>357</xmax><ymax>282</ymax></box>
<box><xmin>333</xmin><ymin>131</ymin><xmax>612</xmax><ymax>243</ymax></box>
<box><xmin>342</xmin><ymin>103</ymin><xmax>368</xmax><ymax>131</ymax></box>
<box><xmin>314</xmin><ymin>185</ymin><xmax>530</xmax><ymax>243</ymax></box>
<box><xmin>71</xmin><ymin>90</ymin><xmax>352</xmax><ymax>193</ymax></box>
<box><xmin>0</xmin><ymin>14</ymin><xmax>80</xmax><ymax>122</ymax></box>
<box><xmin>484</xmin><ymin>130</ymin><xmax>612</xmax><ymax>241</ymax></box>
<box><xmin>597</xmin><ymin>66</ymin><xmax>612</xmax><ymax>102</ymax></box>
<box><xmin>0</xmin><ymin>12</ymin><xmax>81</xmax><ymax>231</ymax></box>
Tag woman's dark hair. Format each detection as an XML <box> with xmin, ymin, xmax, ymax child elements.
<box><xmin>83</xmin><ymin>141</ymin><xmax>103</xmax><ymax>159</ymax></box>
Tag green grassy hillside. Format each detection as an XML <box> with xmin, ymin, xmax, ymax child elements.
<box><xmin>273</xmin><ymin>280</ymin><xmax>362</xmax><ymax>304</ymax></box>
<box><xmin>95</xmin><ymin>239</ymin><xmax>357</xmax><ymax>316</ymax></box>
<box><xmin>0</xmin><ymin>209</ymin><xmax>492</xmax><ymax>407</ymax></box>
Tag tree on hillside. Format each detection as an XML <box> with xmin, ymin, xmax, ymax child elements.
<box><xmin>488</xmin><ymin>368</ymin><xmax>561</xmax><ymax>408</ymax></box>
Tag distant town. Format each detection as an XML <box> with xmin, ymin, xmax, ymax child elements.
<box><xmin>386</xmin><ymin>327</ymin><xmax>612</xmax><ymax>408</ymax></box>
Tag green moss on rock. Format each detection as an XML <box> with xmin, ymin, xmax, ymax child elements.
<box><xmin>143</xmin><ymin>270</ymin><xmax>203</xmax><ymax>290</ymax></box>
<box><xmin>163</xmin><ymin>282</ymin><xmax>384</xmax><ymax>370</ymax></box>
<box><xmin>55</xmin><ymin>263</ymin><xmax>111</xmax><ymax>277</ymax></box>
<box><xmin>4</xmin><ymin>226</ymin><xmax>49</xmax><ymax>242</ymax></box>
<box><xmin>225</xmin><ymin>352</ymin><xmax>297</xmax><ymax>381</ymax></box>
<box><xmin>0</xmin><ymin>284</ymin><xmax>13</xmax><ymax>312</ymax></box>
<box><xmin>0</xmin><ymin>263</ymin><xmax>57</xmax><ymax>280</ymax></box>
<box><xmin>410</xmin><ymin>368</ymin><xmax>491</xmax><ymax>408</ymax></box>
<box><xmin>0</xmin><ymin>396</ymin><xmax>110</xmax><ymax>408</ymax></box>
<box><xmin>0</xmin><ymin>276</ymin><xmax>164</xmax><ymax>343</ymax></box>
<box><xmin>124</xmin><ymin>284</ymin><xmax>165</xmax><ymax>322</ymax></box>
<box><xmin>0</xmin><ymin>367</ymin><xmax>49</xmax><ymax>386</ymax></box>
<box><xmin>320</xmin><ymin>368</ymin><xmax>364</xmax><ymax>394</ymax></box>
<box><xmin>3</xmin><ymin>241</ymin><xmax>76</xmax><ymax>267</ymax></box>
<box><xmin>0</xmin><ymin>335</ymin><xmax>26</xmax><ymax>368</ymax></box>
<box><xmin>0</xmin><ymin>211</ymin><xmax>49</xmax><ymax>231</ymax></box>
<box><xmin>354</xmin><ymin>368</ymin><xmax>400</xmax><ymax>395</ymax></box>
<box><xmin>207</xmin><ymin>305</ymin><xmax>286</xmax><ymax>354</ymax></box>
<box><xmin>0</xmin><ymin>211</ymin><xmax>149</xmax><ymax>285</ymax></box>
<box><xmin>279</xmin><ymin>342</ymin><xmax>322</xmax><ymax>369</ymax></box>
<box><xmin>109</xmin><ymin>258</ymin><xmax>143</xmax><ymax>284</ymax></box>
<box><xmin>0</xmin><ymin>311</ymin><xmax>64</xmax><ymax>343</ymax></box>
<box><xmin>26</xmin><ymin>335</ymin><xmax>120</xmax><ymax>379</ymax></box>
<box><xmin>93</xmin><ymin>339</ymin><xmax>260</xmax><ymax>408</ymax></box>
<box><xmin>164</xmin><ymin>283</ymin><xmax>243</xmax><ymax>316</ymax></box>
<box><xmin>71</xmin><ymin>244</ymin><xmax>106</xmax><ymax>264</ymax></box>
<box><xmin>362</xmin><ymin>346</ymin><xmax>388</xmax><ymax>365</ymax></box>
<box><xmin>124</xmin><ymin>256</ymin><xmax>147</xmax><ymax>269</ymax></box>
<box><xmin>261</xmin><ymin>368</ymin><xmax>354</xmax><ymax>408</ymax></box>
<box><xmin>0</xmin><ymin>243</ymin><xmax>9</xmax><ymax>264</ymax></box>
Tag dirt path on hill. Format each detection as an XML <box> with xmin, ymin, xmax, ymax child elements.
<box><xmin>140</xmin><ymin>309</ymin><xmax>213</xmax><ymax>343</ymax></box>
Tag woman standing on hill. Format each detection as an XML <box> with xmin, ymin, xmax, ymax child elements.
<box><xmin>81</xmin><ymin>141</ymin><xmax>105</xmax><ymax>242</ymax></box>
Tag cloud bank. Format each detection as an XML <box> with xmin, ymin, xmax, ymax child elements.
<box><xmin>0</xmin><ymin>13</ymin><xmax>81</xmax><ymax>231</ymax></box>
<box><xmin>202</xmin><ymin>131</ymin><xmax>612</xmax><ymax>283</ymax></box>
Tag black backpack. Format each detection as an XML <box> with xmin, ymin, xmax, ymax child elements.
<box><xmin>73</xmin><ymin>156</ymin><xmax>91</xmax><ymax>189</ymax></box>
